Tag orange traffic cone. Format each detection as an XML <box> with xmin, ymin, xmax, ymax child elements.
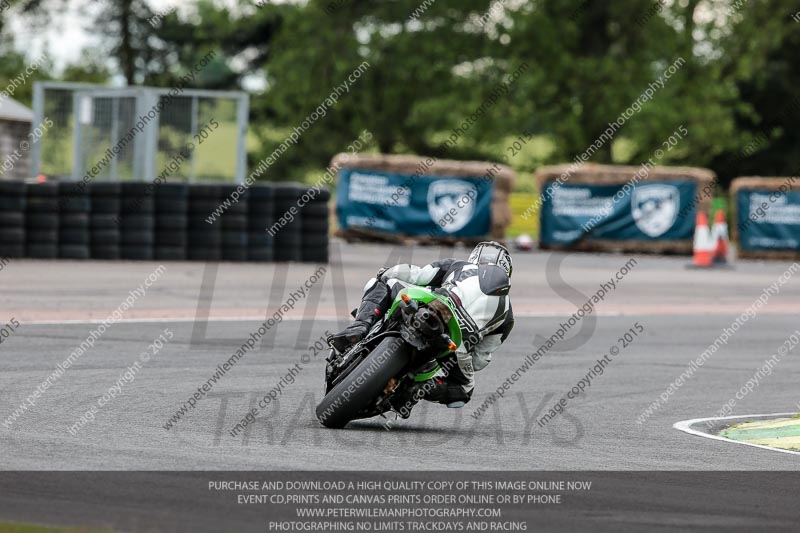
<box><xmin>692</xmin><ymin>212</ymin><xmax>714</xmax><ymax>268</ymax></box>
<box><xmin>711</xmin><ymin>209</ymin><xmax>729</xmax><ymax>264</ymax></box>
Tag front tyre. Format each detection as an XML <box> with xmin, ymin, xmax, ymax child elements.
<box><xmin>315</xmin><ymin>337</ymin><xmax>409</xmax><ymax>428</ymax></box>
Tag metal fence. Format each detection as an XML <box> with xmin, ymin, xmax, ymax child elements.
<box><xmin>31</xmin><ymin>82</ymin><xmax>249</xmax><ymax>183</ymax></box>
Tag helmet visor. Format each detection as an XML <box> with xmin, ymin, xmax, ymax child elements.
<box><xmin>476</xmin><ymin>247</ymin><xmax>500</xmax><ymax>265</ymax></box>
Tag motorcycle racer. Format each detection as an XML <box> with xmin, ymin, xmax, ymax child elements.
<box><xmin>330</xmin><ymin>241</ymin><xmax>515</xmax><ymax>410</ymax></box>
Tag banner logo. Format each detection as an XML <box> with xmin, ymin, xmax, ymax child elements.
<box><xmin>631</xmin><ymin>184</ymin><xmax>679</xmax><ymax>237</ymax></box>
<box><xmin>427</xmin><ymin>180</ymin><xmax>477</xmax><ymax>233</ymax></box>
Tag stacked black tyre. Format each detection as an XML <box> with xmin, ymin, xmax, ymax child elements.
<box><xmin>247</xmin><ymin>185</ymin><xmax>274</xmax><ymax>262</ymax></box>
<box><xmin>3</xmin><ymin>180</ymin><xmax>331</xmax><ymax>264</ymax></box>
<box><xmin>0</xmin><ymin>181</ymin><xmax>26</xmax><ymax>259</ymax></box>
<box><xmin>89</xmin><ymin>183</ymin><xmax>122</xmax><ymax>260</ymax></box>
<box><xmin>187</xmin><ymin>184</ymin><xmax>222</xmax><ymax>261</ymax></box>
<box><xmin>272</xmin><ymin>184</ymin><xmax>303</xmax><ymax>262</ymax></box>
<box><xmin>25</xmin><ymin>183</ymin><xmax>59</xmax><ymax>259</ymax></box>
<box><xmin>154</xmin><ymin>183</ymin><xmax>189</xmax><ymax>261</ymax></box>
<box><xmin>120</xmin><ymin>183</ymin><xmax>155</xmax><ymax>261</ymax></box>
<box><xmin>300</xmin><ymin>187</ymin><xmax>331</xmax><ymax>263</ymax></box>
<box><xmin>220</xmin><ymin>185</ymin><xmax>248</xmax><ymax>262</ymax></box>
<box><xmin>58</xmin><ymin>182</ymin><xmax>91</xmax><ymax>259</ymax></box>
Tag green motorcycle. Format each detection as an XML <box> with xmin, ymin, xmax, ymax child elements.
<box><xmin>315</xmin><ymin>286</ymin><xmax>463</xmax><ymax>429</ymax></box>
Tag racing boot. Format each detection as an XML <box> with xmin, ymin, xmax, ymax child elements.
<box><xmin>417</xmin><ymin>378</ymin><xmax>471</xmax><ymax>408</ymax></box>
<box><xmin>330</xmin><ymin>280</ymin><xmax>391</xmax><ymax>353</ymax></box>
<box><xmin>391</xmin><ymin>376</ymin><xmax>471</xmax><ymax>418</ymax></box>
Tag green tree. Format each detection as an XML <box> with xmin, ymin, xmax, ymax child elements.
<box><xmin>145</xmin><ymin>0</ymin><xmax>273</xmax><ymax>89</ymax></box>
<box><xmin>709</xmin><ymin>1</ymin><xmax>800</xmax><ymax>182</ymax></box>
<box><xmin>258</xmin><ymin>0</ymin><xmax>509</xmax><ymax>178</ymax></box>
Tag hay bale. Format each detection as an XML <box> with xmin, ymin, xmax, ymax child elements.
<box><xmin>730</xmin><ymin>176</ymin><xmax>800</xmax><ymax>260</ymax></box>
<box><xmin>534</xmin><ymin>163</ymin><xmax>715</xmax><ymax>255</ymax></box>
<box><xmin>737</xmin><ymin>249</ymin><xmax>800</xmax><ymax>261</ymax></box>
<box><xmin>331</xmin><ymin>153</ymin><xmax>516</xmax><ymax>193</ymax></box>
<box><xmin>331</xmin><ymin>153</ymin><xmax>516</xmax><ymax>245</ymax></box>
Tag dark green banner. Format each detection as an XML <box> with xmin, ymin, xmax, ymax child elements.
<box><xmin>540</xmin><ymin>181</ymin><xmax>697</xmax><ymax>245</ymax></box>
<box><xmin>737</xmin><ymin>190</ymin><xmax>800</xmax><ymax>250</ymax></box>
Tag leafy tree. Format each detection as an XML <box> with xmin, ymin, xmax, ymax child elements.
<box><xmin>257</xmin><ymin>0</ymin><xmax>510</xmax><ymax>178</ymax></box>
<box><xmin>146</xmin><ymin>0</ymin><xmax>282</xmax><ymax>89</ymax></box>
<box><xmin>709</xmin><ymin>1</ymin><xmax>800</xmax><ymax>182</ymax></box>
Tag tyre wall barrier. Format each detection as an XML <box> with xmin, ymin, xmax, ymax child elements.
<box><xmin>58</xmin><ymin>181</ymin><xmax>90</xmax><ymax>259</ymax></box>
<box><xmin>0</xmin><ymin>181</ymin><xmax>330</xmax><ymax>263</ymax></box>
<box><xmin>27</xmin><ymin>182</ymin><xmax>58</xmax><ymax>259</ymax></box>
<box><xmin>155</xmin><ymin>183</ymin><xmax>188</xmax><ymax>261</ymax></box>
<box><xmin>248</xmin><ymin>184</ymin><xmax>274</xmax><ymax>262</ymax></box>
<box><xmin>90</xmin><ymin>182</ymin><xmax>121</xmax><ymax>260</ymax></box>
<box><xmin>0</xmin><ymin>181</ymin><xmax>26</xmax><ymax>258</ymax></box>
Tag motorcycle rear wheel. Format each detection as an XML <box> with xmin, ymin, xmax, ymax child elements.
<box><xmin>315</xmin><ymin>337</ymin><xmax>409</xmax><ymax>428</ymax></box>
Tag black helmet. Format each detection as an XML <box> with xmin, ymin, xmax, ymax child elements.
<box><xmin>468</xmin><ymin>241</ymin><xmax>512</xmax><ymax>278</ymax></box>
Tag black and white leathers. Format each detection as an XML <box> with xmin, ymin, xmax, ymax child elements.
<box><xmin>379</xmin><ymin>258</ymin><xmax>514</xmax><ymax>394</ymax></box>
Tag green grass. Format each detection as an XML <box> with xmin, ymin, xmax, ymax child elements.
<box><xmin>710</xmin><ymin>197</ymin><xmax>727</xmax><ymax>214</ymax></box>
<box><xmin>156</xmin><ymin>121</ymin><xmax>240</xmax><ymax>181</ymax></box>
<box><xmin>507</xmin><ymin>192</ymin><xmax>540</xmax><ymax>238</ymax></box>
<box><xmin>0</xmin><ymin>523</ymin><xmax>109</xmax><ymax>533</ymax></box>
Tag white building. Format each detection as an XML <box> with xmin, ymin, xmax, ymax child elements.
<box><xmin>0</xmin><ymin>96</ymin><xmax>33</xmax><ymax>181</ymax></box>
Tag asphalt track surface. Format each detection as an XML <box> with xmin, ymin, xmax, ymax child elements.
<box><xmin>1</xmin><ymin>242</ymin><xmax>799</xmax><ymax>471</ymax></box>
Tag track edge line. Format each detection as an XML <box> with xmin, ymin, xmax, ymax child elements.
<box><xmin>673</xmin><ymin>412</ymin><xmax>800</xmax><ymax>456</ymax></box>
